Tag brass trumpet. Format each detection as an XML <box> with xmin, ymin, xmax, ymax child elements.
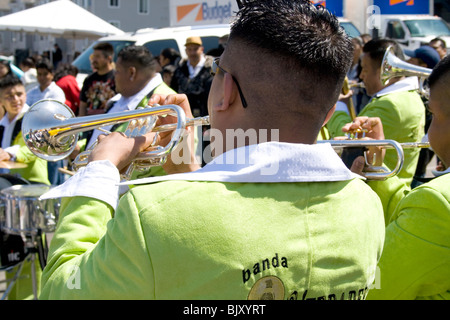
<box><xmin>319</xmin><ymin>139</ymin><xmax>430</xmax><ymax>180</ymax></box>
<box><xmin>381</xmin><ymin>46</ymin><xmax>432</xmax><ymax>98</ymax></box>
<box><xmin>22</xmin><ymin>100</ymin><xmax>209</xmax><ymax>178</ymax></box>
<box><xmin>23</xmin><ymin>100</ymin><xmax>429</xmax><ymax>181</ymax></box>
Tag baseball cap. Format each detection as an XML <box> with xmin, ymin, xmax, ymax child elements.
<box><xmin>404</xmin><ymin>45</ymin><xmax>440</xmax><ymax>68</ymax></box>
<box><xmin>185</xmin><ymin>36</ymin><xmax>203</xmax><ymax>46</ymax></box>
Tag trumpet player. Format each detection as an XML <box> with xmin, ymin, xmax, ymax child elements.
<box><xmin>39</xmin><ymin>0</ymin><xmax>385</xmax><ymax>300</ymax></box>
<box><xmin>343</xmin><ymin>54</ymin><xmax>450</xmax><ymax>300</ymax></box>
<box><xmin>327</xmin><ymin>39</ymin><xmax>426</xmax><ymax>188</ymax></box>
<box><xmin>70</xmin><ymin>45</ymin><xmax>177</xmax><ymax>178</ymax></box>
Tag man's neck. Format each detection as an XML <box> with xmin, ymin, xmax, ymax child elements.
<box><xmin>39</xmin><ymin>83</ymin><xmax>51</xmax><ymax>92</ymax></box>
<box><xmin>188</xmin><ymin>57</ymin><xmax>201</xmax><ymax>68</ymax></box>
<box><xmin>97</xmin><ymin>65</ymin><xmax>113</xmax><ymax>76</ymax></box>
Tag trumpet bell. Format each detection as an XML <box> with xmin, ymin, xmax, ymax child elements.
<box><xmin>21</xmin><ymin>99</ymin><xmax>200</xmax><ymax>180</ymax></box>
<box><xmin>381</xmin><ymin>47</ymin><xmax>432</xmax><ymax>99</ymax></box>
<box><xmin>22</xmin><ymin>100</ymin><xmax>78</xmax><ymax>162</ymax></box>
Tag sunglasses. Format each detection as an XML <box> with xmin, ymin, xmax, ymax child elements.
<box><xmin>211</xmin><ymin>58</ymin><xmax>248</xmax><ymax>108</ymax></box>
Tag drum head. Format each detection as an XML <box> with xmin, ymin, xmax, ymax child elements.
<box><xmin>0</xmin><ymin>174</ymin><xmax>30</xmax><ymax>190</ymax></box>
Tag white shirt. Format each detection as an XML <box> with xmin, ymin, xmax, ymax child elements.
<box><xmin>41</xmin><ymin>141</ymin><xmax>362</xmax><ymax>209</ymax></box>
<box><xmin>336</xmin><ymin>77</ymin><xmax>420</xmax><ymax>115</ymax></box>
<box><xmin>86</xmin><ymin>73</ymin><xmax>164</xmax><ymax>149</ymax></box>
<box><xmin>187</xmin><ymin>55</ymin><xmax>206</xmax><ymax>79</ymax></box>
<box><xmin>0</xmin><ymin>104</ymin><xmax>30</xmax><ymax>158</ymax></box>
<box><xmin>26</xmin><ymin>81</ymin><xmax>66</xmax><ymax>106</ymax></box>
<box><xmin>373</xmin><ymin>76</ymin><xmax>419</xmax><ymax>99</ymax></box>
<box><xmin>22</xmin><ymin>69</ymin><xmax>38</xmax><ymax>93</ymax></box>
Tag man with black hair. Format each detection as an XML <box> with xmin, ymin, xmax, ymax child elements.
<box><xmin>79</xmin><ymin>42</ymin><xmax>116</xmax><ymax>116</ymax></box>
<box><xmin>40</xmin><ymin>0</ymin><xmax>384</xmax><ymax>300</ymax></box>
<box><xmin>0</xmin><ymin>75</ymin><xmax>49</xmax><ymax>185</ymax></box>
<box><xmin>345</xmin><ymin>54</ymin><xmax>450</xmax><ymax>300</ymax></box>
<box><xmin>429</xmin><ymin>37</ymin><xmax>447</xmax><ymax>60</ymax></box>
<box><xmin>26</xmin><ymin>58</ymin><xmax>65</xmax><ymax>107</ymax></box>
<box><xmin>327</xmin><ymin>39</ymin><xmax>426</xmax><ymax>187</ymax></box>
<box><xmin>70</xmin><ymin>45</ymin><xmax>176</xmax><ymax>179</ymax></box>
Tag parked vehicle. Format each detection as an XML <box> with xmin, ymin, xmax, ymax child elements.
<box><xmin>72</xmin><ymin>24</ymin><xmax>230</xmax><ymax>82</ymax></box>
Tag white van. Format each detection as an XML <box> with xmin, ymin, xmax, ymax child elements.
<box><xmin>380</xmin><ymin>15</ymin><xmax>450</xmax><ymax>51</ymax></box>
<box><xmin>72</xmin><ymin>20</ymin><xmax>360</xmax><ymax>81</ymax></box>
<box><xmin>72</xmin><ymin>24</ymin><xmax>230</xmax><ymax>81</ymax></box>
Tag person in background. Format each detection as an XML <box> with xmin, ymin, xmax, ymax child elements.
<box><xmin>344</xmin><ymin>55</ymin><xmax>450</xmax><ymax>300</ymax></box>
<box><xmin>52</xmin><ymin>43</ymin><xmax>63</xmax><ymax>69</ymax></box>
<box><xmin>19</xmin><ymin>57</ymin><xmax>38</xmax><ymax>92</ymax></box>
<box><xmin>54</xmin><ymin>63</ymin><xmax>80</xmax><ymax>115</ymax></box>
<box><xmin>170</xmin><ymin>36</ymin><xmax>215</xmax><ymax>166</ymax></box>
<box><xmin>0</xmin><ymin>59</ymin><xmax>15</xmax><ymax>80</ymax></box>
<box><xmin>26</xmin><ymin>58</ymin><xmax>65</xmax><ymax>106</ymax></box>
<box><xmin>26</xmin><ymin>58</ymin><xmax>66</xmax><ymax>186</ymax></box>
<box><xmin>79</xmin><ymin>42</ymin><xmax>116</xmax><ymax>116</ymax></box>
<box><xmin>206</xmin><ymin>34</ymin><xmax>229</xmax><ymax>57</ymax></box>
<box><xmin>161</xmin><ymin>64</ymin><xmax>176</xmax><ymax>87</ymax></box>
<box><xmin>158</xmin><ymin>47</ymin><xmax>181</xmax><ymax>69</ymax></box>
<box><xmin>70</xmin><ymin>45</ymin><xmax>176</xmax><ymax>181</ymax></box>
<box><xmin>39</xmin><ymin>0</ymin><xmax>384</xmax><ymax>300</ymax></box>
<box><xmin>405</xmin><ymin>45</ymin><xmax>441</xmax><ymax>69</ymax></box>
<box><xmin>0</xmin><ymin>75</ymin><xmax>50</xmax><ymax>185</ymax></box>
<box><xmin>429</xmin><ymin>38</ymin><xmax>447</xmax><ymax>60</ymax></box>
<box><xmin>170</xmin><ymin>36</ymin><xmax>213</xmax><ymax>117</ymax></box>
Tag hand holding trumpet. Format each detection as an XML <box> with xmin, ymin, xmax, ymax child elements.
<box><xmin>88</xmin><ymin>93</ymin><xmax>201</xmax><ymax>175</ymax></box>
<box><xmin>340</xmin><ymin>116</ymin><xmax>386</xmax><ymax>175</ymax></box>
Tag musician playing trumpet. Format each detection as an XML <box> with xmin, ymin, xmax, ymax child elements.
<box><xmin>38</xmin><ymin>0</ymin><xmax>385</xmax><ymax>300</ymax></box>
<box><xmin>327</xmin><ymin>39</ymin><xmax>426</xmax><ymax>188</ymax></box>
<box><xmin>343</xmin><ymin>54</ymin><xmax>450</xmax><ymax>300</ymax></box>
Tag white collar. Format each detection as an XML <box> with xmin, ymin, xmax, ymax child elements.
<box><xmin>374</xmin><ymin>76</ymin><xmax>419</xmax><ymax>98</ymax></box>
<box><xmin>0</xmin><ymin>104</ymin><xmax>29</xmax><ymax>126</ymax></box>
<box><xmin>187</xmin><ymin>55</ymin><xmax>206</xmax><ymax>78</ymax></box>
<box><xmin>113</xmin><ymin>73</ymin><xmax>163</xmax><ymax>111</ymax></box>
<box><xmin>120</xmin><ymin>142</ymin><xmax>363</xmax><ymax>186</ymax></box>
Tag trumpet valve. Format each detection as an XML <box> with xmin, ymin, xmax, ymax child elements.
<box><xmin>345</xmin><ymin>128</ymin><xmax>368</xmax><ymax>140</ymax></box>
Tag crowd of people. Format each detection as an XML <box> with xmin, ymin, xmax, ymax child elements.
<box><xmin>0</xmin><ymin>0</ymin><xmax>448</xmax><ymax>301</ymax></box>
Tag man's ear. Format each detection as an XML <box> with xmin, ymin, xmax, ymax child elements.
<box><xmin>129</xmin><ymin>66</ymin><xmax>137</xmax><ymax>81</ymax></box>
<box><xmin>323</xmin><ymin>104</ymin><xmax>337</xmax><ymax>126</ymax></box>
<box><xmin>219</xmin><ymin>73</ymin><xmax>237</xmax><ymax>111</ymax></box>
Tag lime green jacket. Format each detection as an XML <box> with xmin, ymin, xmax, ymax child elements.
<box><xmin>10</xmin><ymin>128</ymin><xmax>50</xmax><ymax>185</ymax></box>
<box><xmin>327</xmin><ymin>83</ymin><xmax>425</xmax><ymax>187</ymax></box>
<box><xmin>366</xmin><ymin>173</ymin><xmax>450</xmax><ymax>300</ymax></box>
<box><xmin>40</xmin><ymin>143</ymin><xmax>385</xmax><ymax>300</ymax></box>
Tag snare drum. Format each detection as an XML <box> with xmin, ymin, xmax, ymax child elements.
<box><xmin>1</xmin><ymin>185</ymin><xmax>60</xmax><ymax>236</ymax></box>
<box><xmin>0</xmin><ymin>174</ymin><xmax>30</xmax><ymax>232</ymax></box>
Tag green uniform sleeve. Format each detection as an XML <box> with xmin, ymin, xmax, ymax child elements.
<box><xmin>40</xmin><ymin>194</ymin><xmax>156</xmax><ymax>300</ymax></box>
<box><xmin>368</xmin><ymin>177</ymin><xmax>410</xmax><ymax>226</ymax></box>
<box><xmin>325</xmin><ymin>111</ymin><xmax>351</xmax><ymax>138</ymax></box>
<box><xmin>367</xmin><ymin>178</ymin><xmax>450</xmax><ymax>300</ymax></box>
<box><xmin>10</xmin><ymin>131</ymin><xmax>50</xmax><ymax>185</ymax></box>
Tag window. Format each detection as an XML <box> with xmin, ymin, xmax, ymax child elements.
<box><xmin>386</xmin><ymin>21</ymin><xmax>405</xmax><ymax>39</ymax></box>
<box><xmin>109</xmin><ymin>0</ymin><xmax>119</xmax><ymax>8</ymax></box>
<box><xmin>404</xmin><ymin>19</ymin><xmax>450</xmax><ymax>37</ymax></box>
<box><xmin>138</xmin><ymin>0</ymin><xmax>149</xmax><ymax>15</ymax></box>
<box><xmin>143</xmin><ymin>39</ymin><xmax>179</xmax><ymax>57</ymax></box>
